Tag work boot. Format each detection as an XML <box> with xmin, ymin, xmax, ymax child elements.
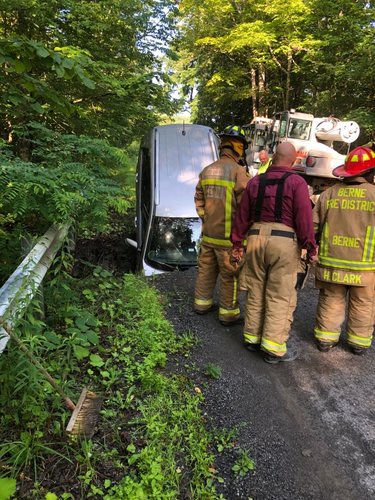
<box><xmin>244</xmin><ymin>342</ymin><xmax>260</xmax><ymax>352</ymax></box>
<box><xmin>263</xmin><ymin>347</ymin><xmax>299</xmax><ymax>364</ymax></box>
<box><xmin>220</xmin><ymin>317</ymin><xmax>244</xmax><ymax>326</ymax></box>
<box><xmin>317</xmin><ymin>341</ymin><xmax>338</xmax><ymax>353</ymax></box>
<box><xmin>194</xmin><ymin>305</ymin><xmax>214</xmax><ymax>315</ymax></box>
<box><xmin>350</xmin><ymin>346</ymin><xmax>367</xmax><ymax>356</ymax></box>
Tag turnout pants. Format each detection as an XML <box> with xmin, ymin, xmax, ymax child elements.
<box><xmin>242</xmin><ymin>222</ymin><xmax>300</xmax><ymax>357</ymax></box>
<box><xmin>194</xmin><ymin>244</ymin><xmax>240</xmax><ymax>323</ymax></box>
<box><xmin>314</xmin><ymin>277</ymin><xmax>375</xmax><ymax>349</ymax></box>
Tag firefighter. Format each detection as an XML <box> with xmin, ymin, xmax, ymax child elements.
<box><xmin>313</xmin><ymin>146</ymin><xmax>375</xmax><ymax>355</ymax></box>
<box><xmin>194</xmin><ymin>125</ymin><xmax>250</xmax><ymax>325</ymax></box>
<box><xmin>230</xmin><ymin>142</ymin><xmax>317</xmax><ymax>363</ymax></box>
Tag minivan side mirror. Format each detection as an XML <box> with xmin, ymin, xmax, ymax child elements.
<box><xmin>125</xmin><ymin>238</ymin><xmax>138</xmax><ymax>249</ymax></box>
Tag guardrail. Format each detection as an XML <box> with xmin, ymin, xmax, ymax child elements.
<box><xmin>0</xmin><ymin>224</ymin><xmax>69</xmax><ymax>354</ymax></box>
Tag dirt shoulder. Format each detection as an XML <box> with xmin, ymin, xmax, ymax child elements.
<box><xmin>153</xmin><ymin>268</ymin><xmax>375</xmax><ymax>500</ymax></box>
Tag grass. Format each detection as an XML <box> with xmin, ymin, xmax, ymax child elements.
<box><xmin>0</xmin><ymin>265</ymin><xmax>225</xmax><ymax>498</ymax></box>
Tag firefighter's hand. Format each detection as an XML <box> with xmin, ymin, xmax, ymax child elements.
<box><xmin>196</xmin><ymin>209</ymin><xmax>205</xmax><ymax>223</ymax></box>
<box><xmin>230</xmin><ymin>247</ymin><xmax>244</xmax><ymax>265</ymax></box>
<box><xmin>308</xmin><ymin>253</ymin><xmax>318</xmax><ymax>265</ymax></box>
<box><xmin>224</xmin><ymin>248</ymin><xmax>245</xmax><ymax>276</ymax></box>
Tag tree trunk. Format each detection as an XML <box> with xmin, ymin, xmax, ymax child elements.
<box><xmin>258</xmin><ymin>64</ymin><xmax>266</xmax><ymax>116</ymax></box>
<box><xmin>285</xmin><ymin>50</ymin><xmax>293</xmax><ymax>110</ymax></box>
<box><xmin>251</xmin><ymin>67</ymin><xmax>257</xmax><ymax>118</ymax></box>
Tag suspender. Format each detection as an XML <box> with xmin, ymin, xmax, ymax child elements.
<box><xmin>254</xmin><ymin>172</ymin><xmax>294</xmax><ymax>222</ymax></box>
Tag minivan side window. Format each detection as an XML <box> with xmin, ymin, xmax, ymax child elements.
<box><xmin>139</xmin><ymin>147</ymin><xmax>151</xmax><ymax>242</ymax></box>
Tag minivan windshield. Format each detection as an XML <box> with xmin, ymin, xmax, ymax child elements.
<box><xmin>146</xmin><ymin>217</ymin><xmax>201</xmax><ymax>270</ymax></box>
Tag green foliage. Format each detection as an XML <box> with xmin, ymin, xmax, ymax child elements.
<box><xmin>0</xmin><ymin>0</ymin><xmax>180</xmax><ymax>148</ymax></box>
<box><xmin>0</xmin><ymin>122</ymin><xmax>134</xmax><ymax>274</ymax></box>
<box><xmin>204</xmin><ymin>362</ymin><xmax>222</xmax><ymax>379</ymax></box>
<box><xmin>0</xmin><ymin>431</ymin><xmax>72</xmax><ymax>479</ymax></box>
<box><xmin>111</xmin><ymin>381</ymin><xmax>216</xmax><ymax>499</ymax></box>
<box><xmin>0</xmin><ymin>264</ymin><xmax>222</xmax><ymax>498</ymax></box>
<box><xmin>174</xmin><ymin>0</ymin><xmax>375</xmax><ymax>134</ymax></box>
<box><xmin>0</xmin><ymin>36</ymin><xmax>95</xmax><ymax>121</ymax></box>
<box><xmin>175</xmin><ymin>0</ymin><xmax>314</xmax><ymax>125</ymax></box>
<box><xmin>232</xmin><ymin>448</ymin><xmax>255</xmax><ymax>478</ymax></box>
<box><xmin>0</xmin><ymin>477</ymin><xmax>16</xmax><ymax>500</ymax></box>
<box><xmin>214</xmin><ymin>428</ymin><xmax>238</xmax><ymax>453</ymax></box>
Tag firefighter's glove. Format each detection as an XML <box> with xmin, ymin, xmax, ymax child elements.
<box><xmin>296</xmin><ymin>258</ymin><xmax>309</xmax><ymax>290</ymax></box>
<box><xmin>308</xmin><ymin>252</ymin><xmax>318</xmax><ymax>265</ymax></box>
<box><xmin>224</xmin><ymin>248</ymin><xmax>245</xmax><ymax>276</ymax></box>
<box><xmin>230</xmin><ymin>247</ymin><xmax>244</xmax><ymax>265</ymax></box>
<box><xmin>197</xmin><ymin>210</ymin><xmax>205</xmax><ymax>224</ymax></box>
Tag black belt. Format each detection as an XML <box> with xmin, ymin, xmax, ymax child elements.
<box><xmin>248</xmin><ymin>229</ymin><xmax>295</xmax><ymax>239</ymax></box>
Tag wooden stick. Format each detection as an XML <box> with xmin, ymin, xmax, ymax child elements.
<box><xmin>1</xmin><ymin>322</ymin><xmax>76</xmax><ymax>411</ymax></box>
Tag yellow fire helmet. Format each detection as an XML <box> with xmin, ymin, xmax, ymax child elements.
<box><xmin>220</xmin><ymin>137</ymin><xmax>245</xmax><ymax>157</ymax></box>
<box><xmin>218</xmin><ymin>125</ymin><xmax>248</xmax><ymax>145</ymax></box>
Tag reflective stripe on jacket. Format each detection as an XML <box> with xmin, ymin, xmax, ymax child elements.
<box><xmin>195</xmin><ymin>149</ymin><xmax>250</xmax><ymax>248</ymax></box>
<box><xmin>313</xmin><ymin>178</ymin><xmax>375</xmax><ymax>286</ymax></box>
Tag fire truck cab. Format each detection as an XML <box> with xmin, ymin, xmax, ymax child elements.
<box><xmin>265</xmin><ymin>109</ymin><xmax>360</xmax><ymax>193</ymax></box>
<box><xmin>243</xmin><ymin>117</ymin><xmax>273</xmax><ymax>171</ymax></box>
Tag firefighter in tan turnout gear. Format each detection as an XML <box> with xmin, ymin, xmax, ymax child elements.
<box><xmin>230</xmin><ymin>142</ymin><xmax>317</xmax><ymax>364</ymax></box>
<box><xmin>194</xmin><ymin>125</ymin><xmax>250</xmax><ymax>325</ymax></box>
<box><xmin>313</xmin><ymin>146</ymin><xmax>375</xmax><ymax>355</ymax></box>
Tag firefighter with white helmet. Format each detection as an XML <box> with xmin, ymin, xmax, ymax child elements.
<box><xmin>194</xmin><ymin>125</ymin><xmax>250</xmax><ymax>325</ymax></box>
<box><xmin>313</xmin><ymin>146</ymin><xmax>375</xmax><ymax>354</ymax></box>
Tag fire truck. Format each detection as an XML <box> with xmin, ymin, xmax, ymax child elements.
<box><xmin>244</xmin><ymin>110</ymin><xmax>360</xmax><ymax>195</ymax></box>
<box><xmin>243</xmin><ymin>116</ymin><xmax>273</xmax><ymax>169</ymax></box>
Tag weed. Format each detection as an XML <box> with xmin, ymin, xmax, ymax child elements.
<box><xmin>232</xmin><ymin>448</ymin><xmax>255</xmax><ymax>477</ymax></box>
<box><xmin>1</xmin><ymin>266</ymin><xmax>223</xmax><ymax>498</ymax></box>
<box><xmin>214</xmin><ymin>428</ymin><xmax>238</xmax><ymax>452</ymax></box>
<box><xmin>0</xmin><ymin>431</ymin><xmax>72</xmax><ymax>479</ymax></box>
<box><xmin>0</xmin><ymin>478</ymin><xmax>16</xmax><ymax>499</ymax></box>
<box><xmin>204</xmin><ymin>362</ymin><xmax>222</xmax><ymax>379</ymax></box>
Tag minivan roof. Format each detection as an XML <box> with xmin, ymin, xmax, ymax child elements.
<box><xmin>153</xmin><ymin>124</ymin><xmax>219</xmax><ymax>217</ymax></box>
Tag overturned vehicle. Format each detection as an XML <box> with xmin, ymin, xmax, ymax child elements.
<box><xmin>126</xmin><ymin>124</ymin><xmax>219</xmax><ymax>275</ymax></box>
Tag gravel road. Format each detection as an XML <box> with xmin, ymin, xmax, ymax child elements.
<box><xmin>153</xmin><ymin>267</ymin><xmax>375</xmax><ymax>500</ymax></box>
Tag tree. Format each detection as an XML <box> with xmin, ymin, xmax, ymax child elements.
<box><xmin>0</xmin><ymin>1</ymin><xmax>182</xmax><ymax>256</ymax></box>
<box><xmin>174</xmin><ymin>0</ymin><xmax>317</xmax><ymax>127</ymax></box>
<box><xmin>174</xmin><ymin>0</ymin><xmax>375</xmax><ymax>134</ymax></box>
<box><xmin>301</xmin><ymin>0</ymin><xmax>375</xmax><ymax>121</ymax></box>
<box><xmin>0</xmin><ymin>0</ymin><xmax>180</xmax><ymax>152</ymax></box>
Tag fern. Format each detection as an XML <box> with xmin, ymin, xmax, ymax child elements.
<box><xmin>0</xmin><ymin>122</ymin><xmax>136</xmax><ymax>275</ymax></box>
<box><xmin>0</xmin><ymin>123</ymin><xmax>134</xmax><ymax>233</ymax></box>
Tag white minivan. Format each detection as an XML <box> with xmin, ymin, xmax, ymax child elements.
<box><xmin>126</xmin><ymin>124</ymin><xmax>219</xmax><ymax>275</ymax></box>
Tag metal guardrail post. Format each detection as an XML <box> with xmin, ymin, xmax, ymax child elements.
<box><xmin>0</xmin><ymin>224</ymin><xmax>69</xmax><ymax>354</ymax></box>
